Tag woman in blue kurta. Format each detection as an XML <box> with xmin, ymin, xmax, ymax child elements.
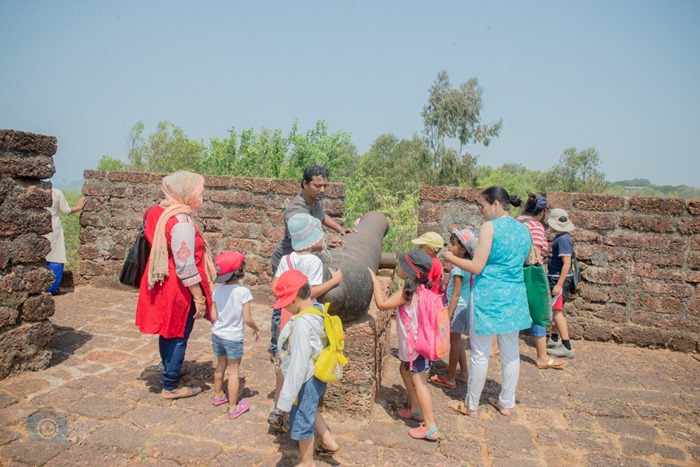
<box><xmin>443</xmin><ymin>186</ymin><xmax>532</xmax><ymax>416</ymax></box>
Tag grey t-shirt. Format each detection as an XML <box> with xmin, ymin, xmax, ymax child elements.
<box><xmin>270</xmin><ymin>194</ymin><xmax>325</xmax><ymax>273</ymax></box>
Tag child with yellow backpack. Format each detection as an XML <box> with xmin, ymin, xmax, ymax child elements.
<box><xmin>273</xmin><ymin>270</ymin><xmax>344</xmax><ymax>464</ymax></box>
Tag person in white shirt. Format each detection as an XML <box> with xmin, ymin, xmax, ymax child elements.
<box><xmin>45</xmin><ymin>187</ymin><xmax>84</xmax><ymax>294</ymax></box>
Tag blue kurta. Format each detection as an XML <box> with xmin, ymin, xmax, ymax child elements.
<box><xmin>472</xmin><ymin>216</ymin><xmax>532</xmax><ymax>335</ymax></box>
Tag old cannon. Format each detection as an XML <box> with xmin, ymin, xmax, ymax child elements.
<box><xmin>317</xmin><ymin>211</ymin><xmax>397</xmax><ymax>321</ymax></box>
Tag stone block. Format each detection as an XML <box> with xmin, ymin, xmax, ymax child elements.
<box><xmin>22</xmin><ymin>293</ymin><xmax>55</xmax><ymax>321</ymax></box>
<box><xmin>225</xmin><ymin>238</ymin><xmax>259</xmax><ymax>254</ymax></box>
<box><xmin>544</xmin><ymin>191</ymin><xmax>574</xmax><ymax>209</ymax></box>
<box><xmin>231</xmin><ymin>208</ymin><xmax>263</xmax><ymax>223</ymax></box>
<box><xmin>325</xmin><ymin>182</ymin><xmax>344</xmax><ymax>198</ymax></box>
<box><xmin>687</xmin><ymin>200</ymin><xmax>700</xmax><ymax>215</ymax></box>
<box><xmin>22</xmin><ymin>267</ymin><xmax>55</xmax><ymax>294</ymax></box>
<box><xmin>197</xmin><ymin>203</ymin><xmax>223</xmax><ymax>219</ymax></box>
<box><xmin>571</xmin><ymin>212</ymin><xmax>618</xmax><ymax>230</ymax></box>
<box><xmin>570</xmin><ymin>228</ymin><xmax>598</xmax><ymax>243</ymax></box>
<box><xmin>201</xmin><ymin>218</ymin><xmax>222</xmax><ymax>232</ymax></box>
<box><xmin>582</xmin><ymin>266</ymin><xmax>630</xmax><ymax>285</ymax></box>
<box><xmin>628</xmin><ymin>197</ymin><xmax>685</xmax><ymax>215</ymax></box>
<box><xmin>418</xmin><ymin>203</ymin><xmax>441</xmax><ymax>223</ymax></box>
<box><xmin>107</xmin><ymin>171</ymin><xmax>150</xmax><ymax>183</ymax></box>
<box><xmin>82</xmin><ymin>179</ymin><xmax>108</xmax><ymax>197</ymax></box>
<box><xmin>79</xmin><ymin>244</ymin><xmax>102</xmax><ymax>260</ymax></box>
<box><xmin>1</xmin><ymin>130</ymin><xmax>57</xmax><ymax>155</ymax></box>
<box><xmin>79</xmin><ymin>260</ymin><xmax>106</xmax><ymax>277</ymax></box>
<box><xmin>0</xmin><ymin>272</ymin><xmax>23</xmax><ymax>293</ymax></box>
<box><xmin>420</xmin><ymin>185</ymin><xmax>452</xmax><ymax>201</ymax></box>
<box><xmin>641</xmin><ymin>279</ymin><xmax>694</xmax><ymax>298</ymax></box>
<box><xmin>688</xmin><ymin>252</ymin><xmax>700</xmax><ymax>270</ymax></box>
<box><xmin>679</xmin><ymin>217</ymin><xmax>700</xmax><ymax>234</ymax></box>
<box><xmin>82</xmin><ymin>169</ymin><xmax>105</xmax><ymax>180</ymax></box>
<box><xmin>12</xmin><ymin>234</ymin><xmax>51</xmax><ymax>264</ymax></box>
<box><xmin>573</xmin><ymin>193</ymin><xmax>625</xmax><ymax>211</ymax></box>
<box><xmin>0</xmin><ymin>241</ymin><xmax>9</xmax><ymax>269</ymax></box>
<box><xmin>209</xmin><ymin>189</ymin><xmax>252</xmax><ymax>205</ymax></box>
<box><xmin>271</xmin><ymin>178</ymin><xmax>299</xmax><ymax>195</ymax></box>
<box><xmin>458</xmin><ymin>187</ymin><xmax>482</xmax><ymax>201</ymax></box>
<box><xmin>323</xmin><ymin>199</ymin><xmax>344</xmax><ymax>217</ymax></box>
<box><xmin>633</xmin><ymin>250</ymin><xmax>684</xmax><ymax>267</ymax></box>
<box><xmin>80</xmin><ymin>212</ymin><xmax>106</xmax><ymax>229</ymax></box>
<box><xmin>630</xmin><ymin>295</ymin><xmax>684</xmax><ymax>314</ymax></box>
<box><xmin>17</xmin><ymin>185</ymin><xmax>52</xmax><ymax>209</ymax></box>
<box><xmin>0</xmin><ymin>321</ymin><xmax>53</xmax><ymax>379</ymax></box>
<box><xmin>0</xmin><ymin>306</ymin><xmax>19</xmax><ymax>328</ymax></box>
<box><xmin>109</xmin><ymin>183</ymin><xmax>132</xmax><ymax>198</ymax></box>
<box><xmin>0</xmin><ymin>207</ymin><xmax>51</xmax><ymax>236</ymax></box>
<box><xmin>619</xmin><ymin>214</ymin><xmax>675</xmax><ymax>233</ymax></box>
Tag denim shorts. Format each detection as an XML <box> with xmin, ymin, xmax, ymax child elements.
<box><xmin>530</xmin><ymin>323</ymin><xmax>547</xmax><ymax>337</ymax></box>
<box><xmin>402</xmin><ymin>355</ymin><xmax>433</xmax><ymax>374</ymax></box>
<box><xmin>289</xmin><ymin>376</ymin><xmax>327</xmax><ymax>440</ymax></box>
<box><xmin>450</xmin><ymin>306</ymin><xmax>469</xmax><ymax>335</ymax></box>
<box><xmin>212</xmin><ymin>334</ymin><xmax>244</xmax><ymax>360</ymax></box>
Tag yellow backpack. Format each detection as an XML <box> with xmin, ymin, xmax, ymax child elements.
<box><xmin>297</xmin><ymin>304</ymin><xmax>347</xmax><ymax>383</ymax></box>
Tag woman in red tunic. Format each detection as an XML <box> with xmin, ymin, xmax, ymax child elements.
<box><xmin>135</xmin><ymin>171</ymin><xmax>216</xmax><ymax>399</ymax></box>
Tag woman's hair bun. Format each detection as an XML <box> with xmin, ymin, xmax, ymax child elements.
<box><xmin>509</xmin><ymin>195</ymin><xmax>522</xmax><ymax>207</ymax></box>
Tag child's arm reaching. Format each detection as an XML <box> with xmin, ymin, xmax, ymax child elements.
<box><xmin>209</xmin><ymin>302</ymin><xmax>218</xmax><ymax>324</ymax></box>
<box><xmin>367</xmin><ymin>268</ymin><xmax>407</xmax><ymax>311</ymax></box>
<box><xmin>242</xmin><ymin>301</ymin><xmax>259</xmax><ymax>342</ymax></box>
<box><xmin>310</xmin><ymin>268</ymin><xmax>343</xmax><ymax>299</ymax></box>
<box><xmin>447</xmin><ymin>275</ymin><xmax>463</xmax><ymax>319</ymax></box>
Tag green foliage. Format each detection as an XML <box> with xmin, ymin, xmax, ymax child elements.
<box><xmin>62</xmin><ymin>190</ymin><xmax>83</xmax><ymax>271</ymax></box>
<box><xmin>421</xmin><ymin>71</ymin><xmax>503</xmax><ymax>187</ymax></box>
<box><xmin>203</xmin><ymin>127</ymin><xmax>288</xmax><ymax>178</ymax></box>
<box><xmin>541</xmin><ymin>147</ymin><xmax>608</xmax><ymax>193</ymax></box>
<box><xmin>96</xmin><ymin>155</ymin><xmax>128</xmax><ymax>171</ymax></box>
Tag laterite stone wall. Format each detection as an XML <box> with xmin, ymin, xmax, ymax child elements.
<box><xmin>419</xmin><ymin>186</ymin><xmax>700</xmax><ymax>352</ymax></box>
<box><xmin>0</xmin><ymin>130</ymin><xmax>57</xmax><ymax>379</ymax></box>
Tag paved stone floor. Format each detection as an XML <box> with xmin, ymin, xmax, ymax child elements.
<box><xmin>0</xmin><ymin>286</ymin><xmax>699</xmax><ymax>466</ymax></box>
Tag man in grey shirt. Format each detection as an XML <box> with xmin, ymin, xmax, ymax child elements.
<box><xmin>270</xmin><ymin>165</ymin><xmax>354</xmax><ymax>273</ymax></box>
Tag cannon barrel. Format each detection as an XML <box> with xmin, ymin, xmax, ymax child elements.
<box><xmin>318</xmin><ymin>211</ymin><xmax>391</xmax><ymax>321</ymax></box>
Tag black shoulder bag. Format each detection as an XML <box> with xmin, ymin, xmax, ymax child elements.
<box><xmin>119</xmin><ymin>205</ymin><xmax>155</xmax><ymax>287</ymax></box>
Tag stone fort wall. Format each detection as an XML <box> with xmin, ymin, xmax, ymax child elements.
<box><xmin>419</xmin><ymin>186</ymin><xmax>700</xmax><ymax>352</ymax></box>
<box><xmin>0</xmin><ymin>130</ymin><xmax>58</xmax><ymax>378</ymax></box>
<box><xmin>78</xmin><ymin>170</ymin><xmax>345</xmax><ymax>294</ymax></box>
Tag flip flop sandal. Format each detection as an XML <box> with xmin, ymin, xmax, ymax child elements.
<box><xmin>228</xmin><ymin>398</ymin><xmax>251</xmax><ymax>419</ymax></box>
<box><xmin>211</xmin><ymin>393</ymin><xmax>229</xmax><ymax>406</ymax></box>
<box><xmin>161</xmin><ymin>386</ymin><xmax>202</xmax><ymax>400</ymax></box>
<box><xmin>537</xmin><ymin>358</ymin><xmax>567</xmax><ymax>369</ymax></box>
<box><xmin>429</xmin><ymin>375</ymin><xmax>457</xmax><ymax>389</ymax></box>
<box><xmin>488</xmin><ymin>398</ymin><xmax>511</xmax><ymax>417</ymax></box>
<box><xmin>408</xmin><ymin>424</ymin><xmax>440</xmax><ymax>441</ymax></box>
<box><xmin>397</xmin><ymin>408</ymin><xmax>424</xmax><ymax>421</ymax></box>
<box><xmin>447</xmin><ymin>400</ymin><xmax>477</xmax><ymax>417</ymax></box>
<box><xmin>316</xmin><ymin>445</ymin><xmax>343</xmax><ymax>457</ymax></box>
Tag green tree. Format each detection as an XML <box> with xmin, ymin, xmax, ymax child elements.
<box><xmin>96</xmin><ymin>155</ymin><xmax>128</xmax><ymax>171</ymax></box>
<box><xmin>543</xmin><ymin>147</ymin><xmax>608</xmax><ymax>193</ymax></box>
<box><xmin>284</xmin><ymin>120</ymin><xmax>356</xmax><ymax>180</ymax></box>
<box><xmin>421</xmin><ymin>71</ymin><xmax>502</xmax><ymax>186</ymax></box>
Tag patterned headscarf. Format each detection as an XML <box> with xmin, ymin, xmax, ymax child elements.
<box><xmin>147</xmin><ymin>171</ymin><xmax>216</xmax><ymax>288</ymax></box>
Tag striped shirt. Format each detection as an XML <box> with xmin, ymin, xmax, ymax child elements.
<box><xmin>516</xmin><ymin>216</ymin><xmax>548</xmax><ymax>257</ymax></box>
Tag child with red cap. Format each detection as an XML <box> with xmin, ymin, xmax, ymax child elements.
<box><xmin>273</xmin><ymin>270</ymin><xmax>341</xmax><ymax>464</ymax></box>
<box><xmin>210</xmin><ymin>251</ymin><xmax>259</xmax><ymax>419</ymax></box>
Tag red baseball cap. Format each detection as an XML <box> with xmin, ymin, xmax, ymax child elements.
<box><xmin>273</xmin><ymin>270</ymin><xmax>308</xmax><ymax>309</ymax></box>
<box><xmin>214</xmin><ymin>251</ymin><xmax>245</xmax><ymax>283</ymax></box>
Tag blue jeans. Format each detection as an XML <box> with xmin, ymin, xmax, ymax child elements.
<box><xmin>289</xmin><ymin>376</ymin><xmax>327</xmax><ymax>440</ymax></box>
<box><xmin>46</xmin><ymin>262</ymin><xmax>64</xmax><ymax>295</ymax></box>
<box><xmin>269</xmin><ymin>308</ymin><xmax>281</xmax><ymax>356</ymax></box>
<box><xmin>159</xmin><ymin>301</ymin><xmax>196</xmax><ymax>391</ymax></box>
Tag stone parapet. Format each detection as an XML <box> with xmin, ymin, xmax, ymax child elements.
<box><xmin>0</xmin><ymin>130</ymin><xmax>57</xmax><ymax>379</ymax></box>
<box><xmin>419</xmin><ymin>189</ymin><xmax>700</xmax><ymax>352</ymax></box>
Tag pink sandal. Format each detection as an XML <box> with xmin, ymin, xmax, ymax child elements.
<box><xmin>409</xmin><ymin>424</ymin><xmax>440</xmax><ymax>441</ymax></box>
<box><xmin>211</xmin><ymin>393</ymin><xmax>229</xmax><ymax>406</ymax></box>
<box><xmin>228</xmin><ymin>398</ymin><xmax>251</xmax><ymax>419</ymax></box>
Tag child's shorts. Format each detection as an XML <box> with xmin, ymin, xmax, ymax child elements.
<box><xmin>212</xmin><ymin>334</ymin><xmax>244</xmax><ymax>360</ymax></box>
<box><xmin>548</xmin><ymin>275</ymin><xmax>573</xmax><ymax>311</ymax></box>
<box><xmin>289</xmin><ymin>376</ymin><xmax>327</xmax><ymax>440</ymax></box>
<box><xmin>529</xmin><ymin>323</ymin><xmax>547</xmax><ymax>338</ymax></box>
<box><xmin>402</xmin><ymin>355</ymin><xmax>433</xmax><ymax>374</ymax></box>
<box><xmin>450</xmin><ymin>306</ymin><xmax>469</xmax><ymax>335</ymax></box>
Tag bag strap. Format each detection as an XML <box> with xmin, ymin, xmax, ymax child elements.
<box><xmin>285</xmin><ymin>254</ymin><xmax>294</xmax><ymax>271</ymax></box>
<box><xmin>140</xmin><ymin>204</ymin><xmax>157</xmax><ymax>233</ymax></box>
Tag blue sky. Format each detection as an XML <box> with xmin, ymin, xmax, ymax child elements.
<box><xmin>2</xmin><ymin>0</ymin><xmax>699</xmax><ymax>187</ymax></box>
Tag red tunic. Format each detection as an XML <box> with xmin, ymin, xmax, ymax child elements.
<box><xmin>429</xmin><ymin>256</ymin><xmax>444</xmax><ymax>295</ymax></box>
<box><xmin>135</xmin><ymin>205</ymin><xmax>212</xmax><ymax>338</ymax></box>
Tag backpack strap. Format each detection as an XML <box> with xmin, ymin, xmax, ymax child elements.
<box><xmin>285</xmin><ymin>254</ymin><xmax>294</xmax><ymax>271</ymax></box>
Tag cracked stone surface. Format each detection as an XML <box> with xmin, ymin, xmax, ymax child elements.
<box><xmin>0</xmin><ymin>285</ymin><xmax>698</xmax><ymax>466</ymax></box>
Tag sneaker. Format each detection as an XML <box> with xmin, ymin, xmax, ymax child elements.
<box><xmin>546</xmin><ymin>337</ymin><xmax>562</xmax><ymax>348</ymax></box>
<box><xmin>267</xmin><ymin>408</ymin><xmax>289</xmax><ymax>432</ymax></box>
<box><xmin>547</xmin><ymin>345</ymin><xmax>574</xmax><ymax>359</ymax></box>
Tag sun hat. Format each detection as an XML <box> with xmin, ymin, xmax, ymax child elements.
<box><xmin>398</xmin><ymin>249</ymin><xmax>433</xmax><ymax>280</ymax></box>
<box><xmin>273</xmin><ymin>269</ymin><xmax>308</xmax><ymax>309</ymax></box>
<box><xmin>451</xmin><ymin>228</ymin><xmax>478</xmax><ymax>258</ymax></box>
<box><xmin>547</xmin><ymin>208</ymin><xmax>575</xmax><ymax>232</ymax></box>
<box><xmin>214</xmin><ymin>251</ymin><xmax>245</xmax><ymax>283</ymax></box>
<box><xmin>288</xmin><ymin>213</ymin><xmax>323</xmax><ymax>251</ymax></box>
<box><xmin>411</xmin><ymin>232</ymin><xmax>445</xmax><ymax>249</ymax></box>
